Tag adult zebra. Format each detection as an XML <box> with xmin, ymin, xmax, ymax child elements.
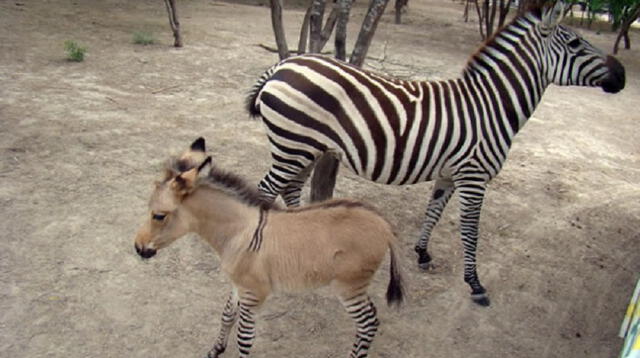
<box><xmin>245</xmin><ymin>2</ymin><xmax>625</xmax><ymax>306</ymax></box>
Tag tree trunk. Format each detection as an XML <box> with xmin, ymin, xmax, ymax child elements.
<box><xmin>270</xmin><ymin>0</ymin><xmax>290</xmax><ymax>59</ymax></box>
<box><xmin>298</xmin><ymin>5</ymin><xmax>313</xmax><ymax>54</ymax></box>
<box><xmin>309</xmin><ymin>0</ymin><xmax>327</xmax><ymax>53</ymax></box>
<box><xmin>310</xmin><ymin>0</ymin><xmax>390</xmax><ymax>202</ymax></box>
<box><xmin>497</xmin><ymin>0</ymin><xmax>513</xmax><ymax>29</ymax></box>
<box><xmin>318</xmin><ymin>5</ymin><xmax>340</xmax><ymax>51</ymax></box>
<box><xmin>164</xmin><ymin>0</ymin><xmax>182</xmax><ymax>47</ymax></box>
<box><xmin>309</xmin><ymin>153</ymin><xmax>342</xmax><ymax>202</ymax></box>
<box><xmin>334</xmin><ymin>0</ymin><xmax>353</xmax><ymax>60</ymax></box>
<box><xmin>350</xmin><ymin>0</ymin><xmax>390</xmax><ymax>67</ymax></box>
<box><xmin>613</xmin><ymin>3</ymin><xmax>640</xmax><ymax>54</ymax></box>
<box><xmin>395</xmin><ymin>0</ymin><xmax>407</xmax><ymax>24</ymax></box>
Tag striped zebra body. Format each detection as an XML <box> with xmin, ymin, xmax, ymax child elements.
<box><xmin>246</xmin><ymin>3</ymin><xmax>625</xmax><ymax>305</ymax></box>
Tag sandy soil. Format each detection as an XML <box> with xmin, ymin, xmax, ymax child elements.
<box><xmin>1</xmin><ymin>0</ymin><xmax>639</xmax><ymax>357</ymax></box>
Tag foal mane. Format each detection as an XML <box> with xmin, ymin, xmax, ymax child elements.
<box><xmin>204</xmin><ymin>167</ymin><xmax>279</xmax><ymax>210</ymax></box>
<box><xmin>165</xmin><ymin>157</ymin><xmax>388</xmax><ymax>217</ymax></box>
<box><xmin>165</xmin><ymin>157</ymin><xmax>278</xmax><ymax>211</ymax></box>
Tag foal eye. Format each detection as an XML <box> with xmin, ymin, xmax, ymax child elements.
<box><xmin>152</xmin><ymin>213</ymin><xmax>167</xmax><ymax>222</ymax></box>
<box><xmin>567</xmin><ymin>39</ymin><xmax>581</xmax><ymax>49</ymax></box>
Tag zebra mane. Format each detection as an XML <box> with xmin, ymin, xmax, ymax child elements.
<box><xmin>165</xmin><ymin>157</ymin><xmax>278</xmax><ymax>211</ymax></box>
<box><xmin>464</xmin><ymin>7</ymin><xmax>543</xmax><ymax>76</ymax></box>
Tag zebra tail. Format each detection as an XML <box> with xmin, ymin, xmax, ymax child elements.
<box><xmin>386</xmin><ymin>241</ymin><xmax>405</xmax><ymax>308</ymax></box>
<box><xmin>245</xmin><ymin>64</ymin><xmax>278</xmax><ymax>118</ymax></box>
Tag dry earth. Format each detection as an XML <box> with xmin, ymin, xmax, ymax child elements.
<box><xmin>1</xmin><ymin>0</ymin><xmax>639</xmax><ymax>357</ymax></box>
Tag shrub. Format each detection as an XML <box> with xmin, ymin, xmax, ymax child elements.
<box><xmin>64</xmin><ymin>40</ymin><xmax>86</xmax><ymax>62</ymax></box>
<box><xmin>133</xmin><ymin>31</ymin><xmax>156</xmax><ymax>45</ymax></box>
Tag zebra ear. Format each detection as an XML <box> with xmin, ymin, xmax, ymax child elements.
<box><xmin>541</xmin><ymin>1</ymin><xmax>565</xmax><ymax>29</ymax></box>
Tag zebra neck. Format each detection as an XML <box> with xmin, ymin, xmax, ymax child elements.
<box><xmin>461</xmin><ymin>12</ymin><xmax>550</xmax><ymax>134</ymax></box>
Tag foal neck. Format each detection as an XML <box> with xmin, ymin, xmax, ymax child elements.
<box><xmin>186</xmin><ymin>186</ymin><xmax>261</xmax><ymax>255</ymax></box>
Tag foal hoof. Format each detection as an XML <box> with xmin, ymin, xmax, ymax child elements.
<box><xmin>418</xmin><ymin>261</ymin><xmax>436</xmax><ymax>271</ymax></box>
<box><xmin>471</xmin><ymin>293</ymin><xmax>491</xmax><ymax>307</ymax></box>
<box><xmin>207</xmin><ymin>347</ymin><xmax>224</xmax><ymax>358</ymax></box>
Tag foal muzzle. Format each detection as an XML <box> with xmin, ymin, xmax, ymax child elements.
<box><xmin>135</xmin><ymin>243</ymin><xmax>157</xmax><ymax>259</ymax></box>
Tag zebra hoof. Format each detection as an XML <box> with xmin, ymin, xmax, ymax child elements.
<box><xmin>415</xmin><ymin>247</ymin><xmax>433</xmax><ymax>271</ymax></box>
<box><xmin>471</xmin><ymin>293</ymin><xmax>491</xmax><ymax>307</ymax></box>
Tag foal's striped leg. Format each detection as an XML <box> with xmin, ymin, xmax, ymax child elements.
<box><xmin>340</xmin><ymin>293</ymin><xmax>380</xmax><ymax>358</ymax></box>
<box><xmin>207</xmin><ymin>291</ymin><xmax>239</xmax><ymax>358</ymax></box>
<box><xmin>414</xmin><ymin>179</ymin><xmax>455</xmax><ymax>270</ymax></box>
<box><xmin>236</xmin><ymin>291</ymin><xmax>265</xmax><ymax>358</ymax></box>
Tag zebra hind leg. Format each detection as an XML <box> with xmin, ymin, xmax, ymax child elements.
<box><xmin>415</xmin><ymin>179</ymin><xmax>455</xmax><ymax>271</ymax></box>
<box><xmin>257</xmin><ymin>159</ymin><xmax>313</xmax><ymax>206</ymax></box>
<box><xmin>456</xmin><ymin>182</ymin><xmax>490</xmax><ymax>306</ymax></box>
<box><xmin>281</xmin><ymin>163</ymin><xmax>315</xmax><ymax>207</ymax></box>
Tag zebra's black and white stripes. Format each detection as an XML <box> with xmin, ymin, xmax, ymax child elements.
<box><xmin>246</xmin><ymin>3</ymin><xmax>624</xmax><ymax>305</ymax></box>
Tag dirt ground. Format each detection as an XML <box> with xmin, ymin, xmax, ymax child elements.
<box><xmin>1</xmin><ymin>0</ymin><xmax>639</xmax><ymax>357</ymax></box>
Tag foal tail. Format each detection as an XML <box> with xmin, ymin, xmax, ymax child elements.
<box><xmin>386</xmin><ymin>241</ymin><xmax>405</xmax><ymax>308</ymax></box>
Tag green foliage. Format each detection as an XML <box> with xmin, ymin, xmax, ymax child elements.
<box><xmin>608</xmin><ymin>0</ymin><xmax>638</xmax><ymax>30</ymax></box>
<box><xmin>578</xmin><ymin>0</ymin><xmax>640</xmax><ymax>30</ymax></box>
<box><xmin>64</xmin><ymin>40</ymin><xmax>86</xmax><ymax>62</ymax></box>
<box><xmin>133</xmin><ymin>31</ymin><xmax>156</xmax><ymax>45</ymax></box>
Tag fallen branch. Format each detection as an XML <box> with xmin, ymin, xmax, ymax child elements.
<box><xmin>151</xmin><ymin>84</ymin><xmax>181</xmax><ymax>94</ymax></box>
<box><xmin>256</xmin><ymin>43</ymin><xmax>332</xmax><ymax>55</ymax></box>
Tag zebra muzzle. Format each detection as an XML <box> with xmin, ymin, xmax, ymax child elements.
<box><xmin>601</xmin><ymin>55</ymin><xmax>625</xmax><ymax>94</ymax></box>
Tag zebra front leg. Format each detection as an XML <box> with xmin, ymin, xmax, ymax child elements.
<box><xmin>236</xmin><ymin>291</ymin><xmax>265</xmax><ymax>358</ymax></box>
<box><xmin>207</xmin><ymin>291</ymin><xmax>239</xmax><ymax>358</ymax></box>
<box><xmin>339</xmin><ymin>293</ymin><xmax>379</xmax><ymax>358</ymax></box>
<box><xmin>415</xmin><ymin>179</ymin><xmax>455</xmax><ymax>270</ymax></box>
<box><xmin>456</xmin><ymin>182</ymin><xmax>490</xmax><ymax>306</ymax></box>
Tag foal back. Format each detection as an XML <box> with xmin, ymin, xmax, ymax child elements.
<box><xmin>242</xmin><ymin>199</ymin><xmax>396</xmax><ymax>294</ymax></box>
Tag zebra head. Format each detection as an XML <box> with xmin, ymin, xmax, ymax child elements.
<box><xmin>539</xmin><ymin>1</ymin><xmax>625</xmax><ymax>93</ymax></box>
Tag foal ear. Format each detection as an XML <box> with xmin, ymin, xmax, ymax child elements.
<box><xmin>190</xmin><ymin>137</ymin><xmax>206</xmax><ymax>152</ymax></box>
<box><xmin>541</xmin><ymin>1</ymin><xmax>565</xmax><ymax>29</ymax></box>
<box><xmin>173</xmin><ymin>167</ymin><xmax>198</xmax><ymax>195</ymax></box>
<box><xmin>172</xmin><ymin>157</ymin><xmax>211</xmax><ymax>196</ymax></box>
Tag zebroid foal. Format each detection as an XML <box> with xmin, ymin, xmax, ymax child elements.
<box><xmin>133</xmin><ymin>138</ymin><xmax>405</xmax><ymax>358</ymax></box>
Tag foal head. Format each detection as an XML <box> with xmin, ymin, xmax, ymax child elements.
<box><xmin>134</xmin><ymin>138</ymin><xmax>211</xmax><ymax>259</ymax></box>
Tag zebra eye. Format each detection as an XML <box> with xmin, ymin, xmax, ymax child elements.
<box><xmin>152</xmin><ymin>213</ymin><xmax>167</xmax><ymax>222</ymax></box>
<box><xmin>567</xmin><ymin>39</ymin><xmax>581</xmax><ymax>49</ymax></box>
